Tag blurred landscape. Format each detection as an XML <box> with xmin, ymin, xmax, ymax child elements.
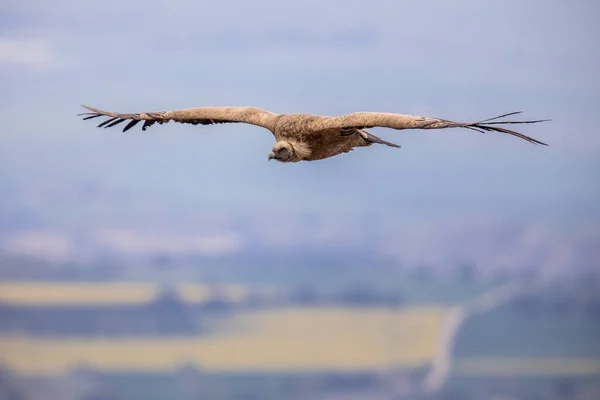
<box><xmin>0</xmin><ymin>258</ymin><xmax>599</xmax><ymax>399</ymax></box>
<box><xmin>1</xmin><ymin>0</ymin><xmax>599</xmax><ymax>399</ymax></box>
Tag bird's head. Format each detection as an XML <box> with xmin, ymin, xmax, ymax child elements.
<box><xmin>268</xmin><ymin>141</ymin><xmax>296</xmax><ymax>162</ymax></box>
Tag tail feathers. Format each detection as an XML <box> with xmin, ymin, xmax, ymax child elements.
<box><xmin>360</xmin><ymin>130</ymin><xmax>401</xmax><ymax>148</ymax></box>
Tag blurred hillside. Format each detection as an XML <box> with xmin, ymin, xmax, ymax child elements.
<box><xmin>0</xmin><ymin>272</ymin><xmax>599</xmax><ymax>399</ymax></box>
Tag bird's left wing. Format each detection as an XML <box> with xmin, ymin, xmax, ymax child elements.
<box><xmin>312</xmin><ymin>111</ymin><xmax>549</xmax><ymax>145</ymax></box>
<box><xmin>79</xmin><ymin>105</ymin><xmax>279</xmax><ymax>133</ymax></box>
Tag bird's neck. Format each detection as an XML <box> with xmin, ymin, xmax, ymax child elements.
<box><xmin>288</xmin><ymin>140</ymin><xmax>311</xmax><ymax>161</ymax></box>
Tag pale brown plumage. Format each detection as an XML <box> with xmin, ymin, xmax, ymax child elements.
<box><xmin>79</xmin><ymin>104</ymin><xmax>549</xmax><ymax>162</ymax></box>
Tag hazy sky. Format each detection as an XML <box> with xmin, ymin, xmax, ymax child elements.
<box><xmin>1</xmin><ymin>0</ymin><xmax>599</xmax><ymax>272</ymax></box>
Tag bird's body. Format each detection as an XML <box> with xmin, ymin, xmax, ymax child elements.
<box><xmin>269</xmin><ymin>114</ymin><xmax>385</xmax><ymax>161</ymax></box>
<box><xmin>79</xmin><ymin>105</ymin><xmax>549</xmax><ymax>162</ymax></box>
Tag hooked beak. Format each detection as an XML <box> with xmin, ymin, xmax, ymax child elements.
<box><xmin>268</xmin><ymin>152</ymin><xmax>275</xmax><ymax>161</ymax></box>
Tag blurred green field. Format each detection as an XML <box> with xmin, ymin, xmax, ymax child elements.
<box><xmin>454</xmin><ymin>303</ymin><xmax>600</xmax><ymax>358</ymax></box>
<box><xmin>74</xmin><ymin>370</ymin><xmax>388</xmax><ymax>400</ymax></box>
<box><xmin>0</xmin><ymin>278</ymin><xmax>495</xmax><ymax>305</ymax></box>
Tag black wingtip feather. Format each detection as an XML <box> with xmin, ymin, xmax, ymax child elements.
<box><xmin>82</xmin><ymin>114</ymin><xmax>103</xmax><ymax>120</ymax></box>
<box><xmin>123</xmin><ymin>119</ymin><xmax>141</xmax><ymax>132</ymax></box>
<box><xmin>104</xmin><ymin>118</ymin><xmax>127</xmax><ymax>128</ymax></box>
<box><xmin>475</xmin><ymin>111</ymin><xmax>524</xmax><ymax>124</ymax></box>
<box><xmin>97</xmin><ymin>117</ymin><xmax>118</xmax><ymax>128</ymax></box>
<box><xmin>142</xmin><ymin>120</ymin><xmax>155</xmax><ymax>131</ymax></box>
<box><xmin>482</xmin><ymin>118</ymin><xmax>552</xmax><ymax>125</ymax></box>
<box><xmin>474</xmin><ymin>124</ymin><xmax>549</xmax><ymax>146</ymax></box>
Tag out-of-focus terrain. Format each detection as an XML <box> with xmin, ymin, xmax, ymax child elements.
<box><xmin>0</xmin><ymin>262</ymin><xmax>598</xmax><ymax>400</ymax></box>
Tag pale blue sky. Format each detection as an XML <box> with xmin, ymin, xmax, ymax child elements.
<box><xmin>0</xmin><ymin>0</ymin><xmax>598</xmax><ymax>272</ymax></box>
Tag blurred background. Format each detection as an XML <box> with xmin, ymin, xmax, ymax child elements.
<box><xmin>1</xmin><ymin>0</ymin><xmax>599</xmax><ymax>399</ymax></box>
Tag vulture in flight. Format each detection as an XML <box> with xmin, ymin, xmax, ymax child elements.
<box><xmin>79</xmin><ymin>104</ymin><xmax>549</xmax><ymax>162</ymax></box>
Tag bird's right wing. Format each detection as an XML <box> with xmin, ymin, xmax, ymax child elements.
<box><xmin>79</xmin><ymin>105</ymin><xmax>279</xmax><ymax>133</ymax></box>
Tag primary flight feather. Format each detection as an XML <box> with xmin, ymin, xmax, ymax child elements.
<box><xmin>79</xmin><ymin>104</ymin><xmax>549</xmax><ymax>162</ymax></box>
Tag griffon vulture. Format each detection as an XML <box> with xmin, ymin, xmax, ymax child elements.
<box><xmin>79</xmin><ymin>105</ymin><xmax>549</xmax><ymax>162</ymax></box>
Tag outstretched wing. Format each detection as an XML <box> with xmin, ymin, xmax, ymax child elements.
<box><xmin>78</xmin><ymin>105</ymin><xmax>278</xmax><ymax>133</ymax></box>
<box><xmin>316</xmin><ymin>111</ymin><xmax>549</xmax><ymax>146</ymax></box>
